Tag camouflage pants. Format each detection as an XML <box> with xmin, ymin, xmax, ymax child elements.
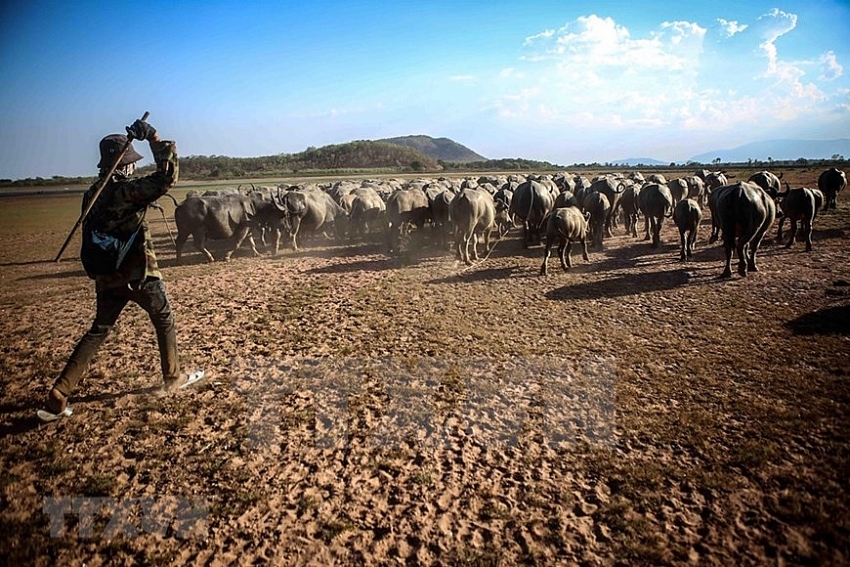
<box><xmin>53</xmin><ymin>278</ymin><xmax>179</xmax><ymax>396</ymax></box>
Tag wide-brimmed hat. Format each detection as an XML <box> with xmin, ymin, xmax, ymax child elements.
<box><xmin>97</xmin><ymin>134</ymin><xmax>144</xmax><ymax>169</ymax></box>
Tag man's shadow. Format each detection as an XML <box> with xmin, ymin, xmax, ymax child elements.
<box><xmin>0</xmin><ymin>386</ymin><xmax>157</xmax><ymax>439</ymax></box>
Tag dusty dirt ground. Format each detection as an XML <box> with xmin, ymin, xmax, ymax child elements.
<box><xmin>1</xmin><ymin>168</ymin><xmax>849</xmax><ymax>566</ymax></box>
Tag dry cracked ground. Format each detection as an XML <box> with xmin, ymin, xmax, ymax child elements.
<box><xmin>1</xmin><ymin>168</ymin><xmax>848</xmax><ymax>566</ymax></box>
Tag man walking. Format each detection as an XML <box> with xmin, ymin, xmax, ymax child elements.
<box><xmin>39</xmin><ymin>119</ymin><xmax>203</xmax><ymax>422</ymax></box>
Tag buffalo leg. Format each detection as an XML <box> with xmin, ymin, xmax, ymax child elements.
<box><xmin>271</xmin><ymin>227</ymin><xmax>283</xmax><ymax>256</ymax></box>
<box><xmin>776</xmin><ymin>217</ymin><xmax>786</xmax><ymax>243</ymax></box>
<box><xmin>747</xmin><ymin>221</ymin><xmax>772</xmax><ymax>273</ymax></box>
<box><xmin>193</xmin><ymin>231</ymin><xmax>216</xmax><ymax>263</ymax></box>
<box><xmin>784</xmin><ymin>220</ymin><xmax>797</xmax><ymax>248</ymax></box>
<box><xmin>803</xmin><ymin>220</ymin><xmax>813</xmax><ymax>252</ymax></box>
<box><xmin>175</xmin><ymin>231</ymin><xmax>189</xmax><ymax>265</ymax></box>
<box><xmin>564</xmin><ymin>240</ymin><xmax>573</xmax><ymax>269</ymax></box>
<box><xmin>679</xmin><ymin>230</ymin><xmax>687</xmax><ymax>261</ymax></box>
<box><xmin>735</xmin><ymin>237</ymin><xmax>749</xmax><ymax>276</ymax></box>
<box><xmin>224</xmin><ymin>226</ymin><xmax>259</xmax><ymax>261</ymax></box>
<box><xmin>540</xmin><ymin>238</ymin><xmax>552</xmax><ymax>275</ymax></box>
<box><xmin>643</xmin><ymin>216</ymin><xmax>651</xmax><ymax>241</ymax></box>
<box><xmin>688</xmin><ymin>229</ymin><xmax>699</xmax><ymax>258</ymax></box>
<box><xmin>721</xmin><ymin>234</ymin><xmax>735</xmax><ymax>278</ymax></box>
<box><xmin>654</xmin><ymin>218</ymin><xmax>664</xmax><ymax>248</ymax></box>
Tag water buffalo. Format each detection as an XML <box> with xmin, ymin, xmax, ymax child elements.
<box><xmin>668</xmin><ymin>178</ymin><xmax>689</xmax><ymax>205</ymax></box>
<box><xmin>638</xmin><ymin>183</ymin><xmax>673</xmax><ymax>248</ymax></box>
<box><xmin>540</xmin><ymin>206</ymin><xmax>589</xmax><ymax>275</ymax></box>
<box><xmin>685</xmin><ymin>175</ymin><xmax>706</xmax><ymax>205</ymax></box>
<box><xmin>425</xmin><ymin>185</ymin><xmax>454</xmax><ymax>248</ymax></box>
<box><xmin>711</xmin><ymin>182</ymin><xmax>776</xmax><ymax>278</ymax></box>
<box><xmin>747</xmin><ymin>171</ymin><xmax>783</xmax><ymax>198</ymax></box>
<box><xmin>775</xmin><ymin>185</ymin><xmax>820</xmax><ymax>251</ymax></box>
<box><xmin>673</xmin><ymin>198</ymin><xmax>702</xmax><ymax>261</ymax></box>
<box><xmin>553</xmin><ymin>190</ymin><xmax>578</xmax><ymax>209</ymax></box>
<box><xmin>348</xmin><ymin>187</ymin><xmax>387</xmax><ymax>239</ymax></box>
<box><xmin>385</xmin><ymin>187</ymin><xmax>431</xmax><ymax>252</ymax></box>
<box><xmin>493</xmin><ymin>187</ymin><xmax>514</xmax><ymax>238</ymax></box>
<box><xmin>509</xmin><ymin>180</ymin><xmax>554</xmax><ymax>247</ymax></box>
<box><xmin>583</xmin><ymin>191</ymin><xmax>610</xmax><ymax>249</ymax></box>
<box><xmin>588</xmin><ymin>177</ymin><xmax>626</xmax><ymax>237</ymax></box>
<box><xmin>620</xmin><ymin>183</ymin><xmax>641</xmax><ymax>238</ymax></box>
<box><xmin>173</xmin><ymin>192</ymin><xmax>280</xmax><ymax>263</ymax></box>
<box><xmin>818</xmin><ymin>167</ymin><xmax>847</xmax><ymax>210</ymax></box>
<box><xmin>449</xmin><ymin>188</ymin><xmax>496</xmax><ymax>265</ymax></box>
<box><xmin>704</xmin><ymin>171</ymin><xmax>729</xmax><ymax>194</ymax></box>
<box><xmin>272</xmin><ymin>188</ymin><xmax>348</xmax><ymax>252</ymax></box>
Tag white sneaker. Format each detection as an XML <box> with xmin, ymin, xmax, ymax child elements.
<box><xmin>157</xmin><ymin>370</ymin><xmax>206</xmax><ymax>396</ymax></box>
<box><xmin>37</xmin><ymin>407</ymin><xmax>73</xmax><ymax>423</ymax></box>
<box><xmin>179</xmin><ymin>370</ymin><xmax>206</xmax><ymax>389</ymax></box>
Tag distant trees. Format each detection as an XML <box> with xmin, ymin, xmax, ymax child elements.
<box><xmin>167</xmin><ymin>141</ymin><xmax>441</xmax><ymax>179</ymax></box>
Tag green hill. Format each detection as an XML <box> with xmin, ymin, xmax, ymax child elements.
<box><xmin>378</xmin><ymin>135</ymin><xmax>487</xmax><ymax>163</ymax></box>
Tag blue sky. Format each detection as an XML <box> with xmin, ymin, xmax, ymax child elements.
<box><xmin>1</xmin><ymin>1</ymin><xmax>848</xmax><ymax>179</ymax></box>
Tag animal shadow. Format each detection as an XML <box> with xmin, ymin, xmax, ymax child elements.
<box><xmin>785</xmin><ymin>303</ymin><xmax>850</xmax><ymax>336</ymax></box>
<box><xmin>546</xmin><ymin>268</ymin><xmax>691</xmax><ymax>300</ymax></box>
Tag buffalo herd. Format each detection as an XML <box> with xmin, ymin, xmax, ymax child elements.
<box><xmin>165</xmin><ymin>167</ymin><xmax>846</xmax><ymax>278</ymax></box>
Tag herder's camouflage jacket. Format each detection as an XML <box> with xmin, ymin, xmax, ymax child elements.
<box><xmin>82</xmin><ymin>139</ymin><xmax>179</xmax><ymax>291</ymax></box>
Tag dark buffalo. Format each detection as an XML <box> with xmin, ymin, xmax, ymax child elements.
<box><xmin>509</xmin><ymin>180</ymin><xmax>554</xmax><ymax>247</ymax></box>
<box><xmin>449</xmin><ymin>188</ymin><xmax>496</xmax><ymax>265</ymax></box>
<box><xmin>493</xmin><ymin>187</ymin><xmax>514</xmax><ymax>238</ymax></box>
<box><xmin>540</xmin><ymin>206</ymin><xmax>589</xmax><ymax>275</ymax></box>
<box><xmin>685</xmin><ymin>175</ymin><xmax>706</xmax><ymax>205</ymax></box>
<box><xmin>818</xmin><ymin>167</ymin><xmax>847</xmax><ymax>210</ymax></box>
<box><xmin>698</xmin><ymin>170</ymin><xmax>730</xmax><ymax>201</ymax></box>
<box><xmin>385</xmin><ymin>187</ymin><xmax>431</xmax><ymax>252</ymax></box>
<box><xmin>620</xmin><ymin>183</ymin><xmax>641</xmax><ymax>238</ymax></box>
<box><xmin>588</xmin><ymin>176</ymin><xmax>626</xmax><ymax>237</ymax></box>
<box><xmin>711</xmin><ymin>182</ymin><xmax>776</xmax><ymax>278</ymax></box>
<box><xmin>174</xmin><ymin>193</ymin><xmax>280</xmax><ymax>263</ymax></box>
<box><xmin>272</xmin><ymin>188</ymin><xmax>348</xmax><ymax>252</ymax></box>
<box><xmin>673</xmin><ymin>198</ymin><xmax>702</xmax><ymax>261</ymax></box>
<box><xmin>668</xmin><ymin>178</ymin><xmax>689</xmax><ymax>205</ymax></box>
<box><xmin>553</xmin><ymin>190</ymin><xmax>578</xmax><ymax>209</ymax></box>
<box><xmin>775</xmin><ymin>185</ymin><xmax>820</xmax><ymax>251</ymax></box>
<box><xmin>638</xmin><ymin>183</ymin><xmax>673</xmax><ymax>248</ymax></box>
<box><xmin>583</xmin><ymin>191</ymin><xmax>610</xmax><ymax>249</ymax></box>
<box><xmin>748</xmin><ymin>170</ymin><xmax>783</xmax><ymax>198</ymax></box>
<box><xmin>348</xmin><ymin>187</ymin><xmax>387</xmax><ymax>238</ymax></box>
<box><xmin>425</xmin><ymin>185</ymin><xmax>454</xmax><ymax>248</ymax></box>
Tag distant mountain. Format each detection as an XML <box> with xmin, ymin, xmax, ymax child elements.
<box><xmin>609</xmin><ymin>157</ymin><xmax>669</xmax><ymax>166</ymax></box>
<box><xmin>378</xmin><ymin>135</ymin><xmax>487</xmax><ymax>163</ymax></box>
<box><xmin>689</xmin><ymin>139</ymin><xmax>850</xmax><ymax>164</ymax></box>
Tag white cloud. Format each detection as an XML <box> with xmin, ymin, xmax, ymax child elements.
<box><xmin>523</xmin><ymin>29</ymin><xmax>554</xmax><ymax>45</ymax></box>
<box><xmin>753</xmin><ymin>8</ymin><xmax>797</xmax><ymax>75</ymax></box>
<box><xmin>498</xmin><ymin>67</ymin><xmax>524</xmax><ymax>80</ymax></box>
<box><xmin>486</xmin><ymin>8</ymin><xmax>847</xmax><ymax>156</ymax></box>
<box><xmin>820</xmin><ymin>51</ymin><xmax>843</xmax><ymax>81</ymax></box>
<box><xmin>717</xmin><ymin>18</ymin><xmax>747</xmax><ymax>37</ymax></box>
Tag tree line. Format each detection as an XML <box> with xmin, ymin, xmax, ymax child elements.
<box><xmin>1</xmin><ymin>142</ymin><xmax>845</xmax><ymax>187</ymax></box>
